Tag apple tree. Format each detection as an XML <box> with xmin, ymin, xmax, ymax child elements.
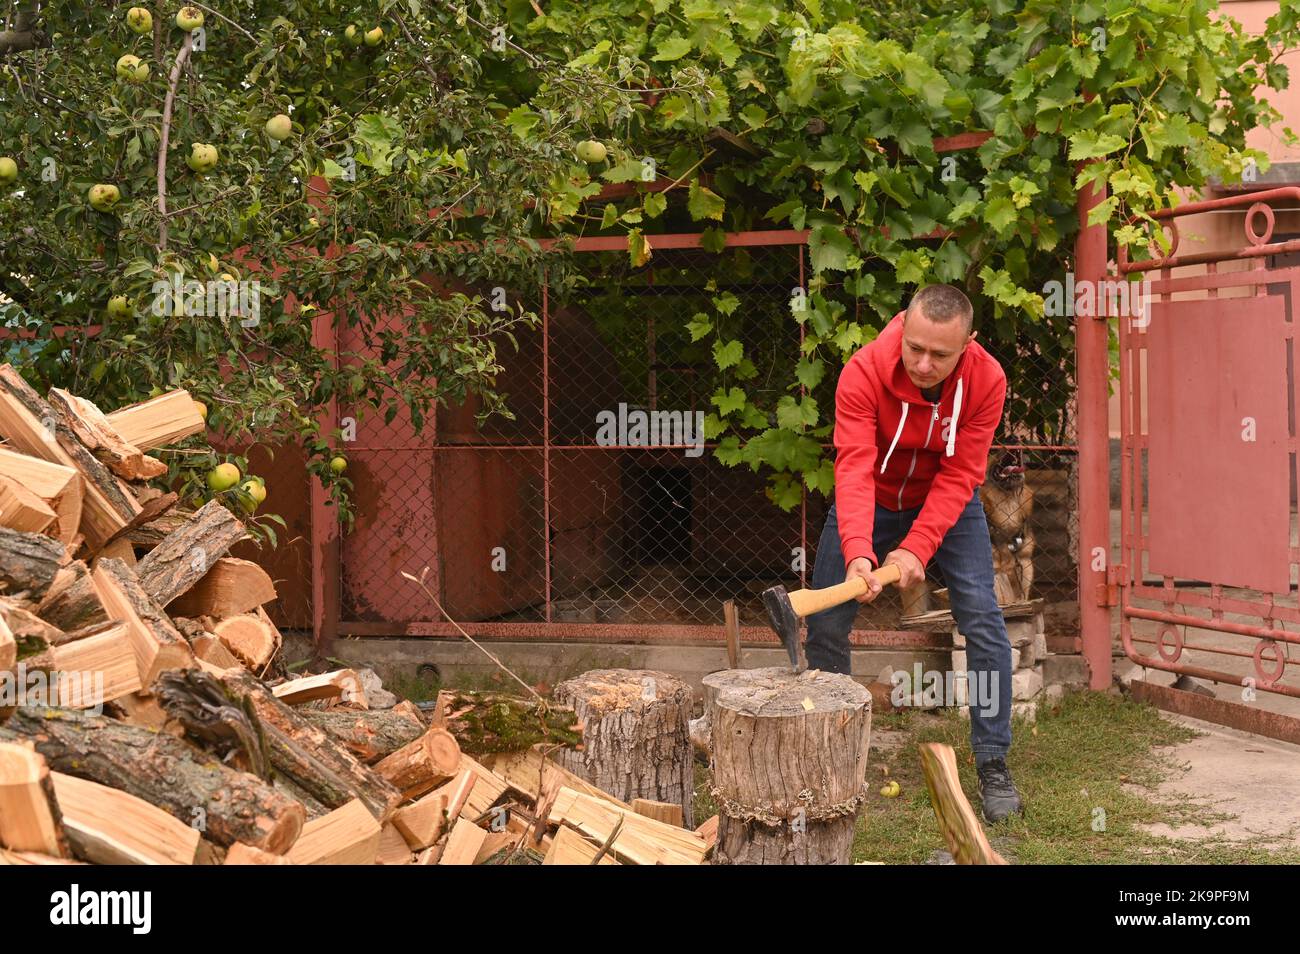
<box><xmin>0</xmin><ymin>0</ymin><xmax>664</xmax><ymax>526</ymax></box>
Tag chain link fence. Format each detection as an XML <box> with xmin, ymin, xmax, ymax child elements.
<box><xmin>337</xmin><ymin>233</ymin><xmax>1079</xmax><ymax>638</ymax></box>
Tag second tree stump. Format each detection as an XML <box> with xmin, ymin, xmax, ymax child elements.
<box><xmin>554</xmin><ymin>669</ymin><xmax>694</xmax><ymax>827</ymax></box>
<box><xmin>705</xmin><ymin>667</ymin><xmax>872</xmax><ymax>864</ymax></box>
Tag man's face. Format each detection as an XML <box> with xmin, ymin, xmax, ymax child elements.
<box><xmin>900</xmin><ymin>308</ymin><xmax>975</xmax><ymax>391</ymax></box>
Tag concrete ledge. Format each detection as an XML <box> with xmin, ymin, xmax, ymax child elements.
<box><xmin>290</xmin><ymin>634</ymin><xmax>949</xmax><ymax>700</ymax></box>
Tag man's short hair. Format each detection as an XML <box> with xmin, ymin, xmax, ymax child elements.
<box><xmin>906</xmin><ymin>284</ymin><xmax>973</xmax><ymax>332</ymax></box>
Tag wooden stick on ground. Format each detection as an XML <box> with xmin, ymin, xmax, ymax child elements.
<box><xmin>917</xmin><ymin>742</ymin><xmax>1008</xmax><ymax>866</ymax></box>
<box><xmin>723</xmin><ymin>598</ymin><xmax>740</xmax><ymax>670</ymax></box>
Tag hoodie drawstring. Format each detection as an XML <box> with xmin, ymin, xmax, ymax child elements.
<box><xmin>946</xmin><ymin>377</ymin><xmax>964</xmax><ymax>457</ymax></box>
<box><xmin>880</xmin><ymin>402</ymin><xmax>909</xmax><ymax>474</ymax></box>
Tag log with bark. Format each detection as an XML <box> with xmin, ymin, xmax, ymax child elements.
<box><xmin>0</xmin><ymin>526</ymin><xmax>65</xmax><ymax>600</ymax></box>
<box><xmin>47</xmin><ymin>388</ymin><xmax>168</xmax><ymax>482</ymax></box>
<box><xmin>432</xmin><ymin>689</ymin><xmax>583</xmax><ymax>756</ymax></box>
<box><xmin>301</xmin><ymin>705</ymin><xmax>427</xmax><ymax>763</ymax></box>
<box><xmin>0</xmin><ymin>707</ymin><xmax>304</xmax><ymax>852</ymax></box>
<box><xmin>220</xmin><ymin>670</ymin><xmax>401</xmax><ymax>822</ymax></box>
<box><xmin>34</xmin><ymin>561</ymin><xmax>107</xmax><ymax>634</ymax></box>
<box><xmin>134</xmin><ymin>499</ymin><xmax>246</xmax><ymax>607</ymax></box>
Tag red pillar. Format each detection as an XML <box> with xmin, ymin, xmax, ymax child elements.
<box><xmin>1074</xmin><ymin>167</ymin><xmax>1113</xmax><ymax>690</ymax></box>
<box><xmin>309</xmin><ymin>306</ymin><xmax>340</xmax><ymax>659</ymax></box>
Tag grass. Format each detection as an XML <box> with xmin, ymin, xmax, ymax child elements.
<box><xmin>694</xmin><ymin>690</ymin><xmax>1300</xmax><ymax>864</ymax></box>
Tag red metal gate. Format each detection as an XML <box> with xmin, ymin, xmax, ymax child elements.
<box><xmin>1115</xmin><ymin>188</ymin><xmax>1300</xmax><ymax>700</ymax></box>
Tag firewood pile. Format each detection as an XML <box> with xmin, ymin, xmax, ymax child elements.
<box><xmin>0</xmin><ymin>365</ymin><xmax>717</xmax><ymax>865</ymax></box>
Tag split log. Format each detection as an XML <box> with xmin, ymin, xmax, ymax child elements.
<box><xmin>212</xmin><ymin>613</ymin><xmax>278</xmax><ymax>670</ymax></box>
<box><xmin>554</xmin><ymin>669</ymin><xmax>695</xmax><ymax>827</ymax></box>
<box><xmin>0</xmin><ymin>526</ymin><xmax>64</xmax><ymax>600</ymax></box>
<box><xmin>632</xmin><ymin>798</ymin><xmax>685</xmax><ymax>827</ymax></box>
<box><xmin>104</xmin><ymin>389</ymin><xmax>206</xmax><ymax>451</ymax></box>
<box><xmin>705</xmin><ymin>667</ymin><xmax>872</xmax><ymax>865</ymax></box>
<box><xmin>134</xmin><ymin>499</ymin><xmax>245</xmax><ymax>607</ymax></box>
<box><xmin>458</xmin><ymin>755</ymin><xmax>510</xmax><ymax>819</ymax></box>
<box><xmin>0</xmin><ymin>742</ymin><xmax>70</xmax><ymax>857</ymax></box>
<box><xmin>97</xmin><ymin>536</ymin><xmax>136</xmax><ymax>566</ymax></box>
<box><xmin>167</xmin><ymin>557</ymin><xmax>276</xmax><ymax>619</ymax></box>
<box><xmin>35</xmin><ymin>561</ymin><xmax>108</xmax><ymax>634</ymax></box>
<box><xmin>473</xmin><ymin>829</ymin><xmax>518</xmax><ymax>864</ymax></box>
<box><xmin>286</xmin><ymin>798</ymin><xmax>381</xmax><ymax>865</ymax></box>
<box><xmin>225</xmin><ymin>842</ymin><xmax>294</xmax><ymax>865</ymax></box>
<box><xmin>0</xmin><ymin>849</ymin><xmax>83</xmax><ymax>865</ymax></box>
<box><xmin>431</xmin><ymin>688</ymin><xmax>582</xmax><ymax>756</ymax></box>
<box><xmin>0</xmin><ymin>707</ymin><xmax>304</xmax><ymax>852</ymax></box>
<box><xmin>0</xmin><ymin>447</ymin><xmax>82</xmax><ymax>545</ymax></box>
<box><xmin>0</xmin><ymin>598</ymin><xmax>61</xmax><ymax>649</ymax></box>
<box><xmin>0</xmin><ymin>612</ymin><xmax>13</xmax><ymax>676</ymax></box>
<box><xmin>391</xmin><ymin>788</ymin><xmax>451</xmax><ymax>850</ymax></box>
<box><xmin>190</xmin><ymin>633</ymin><xmax>242</xmax><ymax>671</ymax></box>
<box><xmin>51</xmin><ymin>771</ymin><xmax>201</xmax><ymax>865</ymax></box>
<box><xmin>302</xmin><ymin>706</ymin><xmax>426</xmax><ymax>763</ymax></box>
<box><xmin>483</xmin><ymin>746</ymin><xmax>632</xmax><ymax>811</ymax></box>
<box><xmin>543</xmin><ymin>824</ymin><xmax>619</xmax><ymax>866</ymax></box>
<box><xmin>438</xmin><ymin>818</ymin><xmax>487</xmax><ymax>865</ymax></box>
<box><xmin>25</xmin><ymin>621</ymin><xmax>143</xmax><ymax>707</ymax></box>
<box><xmin>0</xmin><ymin>476</ymin><xmax>56</xmax><ymax>534</ymax></box>
<box><xmin>0</xmin><ymin>364</ymin><xmax>141</xmax><ymax>546</ymax></box>
<box><xmin>272</xmin><ymin>669</ymin><xmax>361</xmax><ymax>706</ymax></box>
<box><xmin>91</xmin><ymin>558</ymin><xmax>195</xmax><ymax>685</ymax></box>
<box><xmin>546</xmin><ymin>787</ymin><xmax>708</xmax><ymax>865</ymax></box>
<box><xmin>220</xmin><ymin>670</ymin><xmax>402</xmax><ymax>822</ymax></box>
<box><xmin>373</xmin><ymin>725</ymin><xmax>462</xmax><ymax>800</ymax></box>
<box><xmin>106</xmin><ymin>690</ymin><xmax>178</xmax><ymax>733</ymax></box>
<box><xmin>918</xmin><ymin>742</ymin><xmax>1008</xmax><ymax>865</ymax></box>
<box><xmin>47</xmin><ymin>388</ymin><xmax>168</xmax><ymax>481</ymax></box>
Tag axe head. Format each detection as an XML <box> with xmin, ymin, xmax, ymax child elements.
<box><xmin>761</xmin><ymin>584</ymin><xmax>801</xmax><ymax>670</ymax></box>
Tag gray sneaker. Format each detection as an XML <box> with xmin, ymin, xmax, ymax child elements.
<box><xmin>977</xmin><ymin>757</ymin><xmax>1023</xmax><ymax>823</ymax></box>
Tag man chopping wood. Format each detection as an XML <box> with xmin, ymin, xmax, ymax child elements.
<box><xmin>806</xmin><ymin>283</ymin><xmax>1022</xmax><ymax>823</ymax></box>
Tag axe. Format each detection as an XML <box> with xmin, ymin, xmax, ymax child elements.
<box><xmin>761</xmin><ymin>564</ymin><xmax>903</xmax><ymax>670</ymax></box>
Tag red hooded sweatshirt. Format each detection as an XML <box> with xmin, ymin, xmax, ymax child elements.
<box><xmin>833</xmin><ymin>310</ymin><xmax>1007</xmax><ymax>569</ymax></box>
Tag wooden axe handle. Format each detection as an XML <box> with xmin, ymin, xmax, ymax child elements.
<box><xmin>786</xmin><ymin>564</ymin><xmax>903</xmax><ymax>618</ymax></box>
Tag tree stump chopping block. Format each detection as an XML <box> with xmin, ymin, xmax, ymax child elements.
<box><xmin>553</xmin><ymin>669</ymin><xmax>695</xmax><ymax>828</ymax></box>
<box><xmin>705</xmin><ymin>667</ymin><xmax>872</xmax><ymax>865</ymax></box>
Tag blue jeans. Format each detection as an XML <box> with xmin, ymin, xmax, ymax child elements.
<box><xmin>805</xmin><ymin>493</ymin><xmax>1013</xmax><ymax>764</ymax></box>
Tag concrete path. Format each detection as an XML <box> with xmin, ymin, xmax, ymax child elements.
<box><xmin>1135</xmin><ymin>714</ymin><xmax>1300</xmax><ymax>846</ymax></box>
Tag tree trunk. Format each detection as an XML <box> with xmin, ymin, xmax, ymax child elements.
<box><xmin>220</xmin><ymin>670</ymin><xmax>401</xmax><ymax>822</ymax></box>
<box><xmin>553</xmin><ymin>669</ymin><xmax>695</xmax><ymax>828</ymax></box>
<box><xmin>0</xmin><ymin>707</ymin><xmax>304</xmax><ymax>853</ymax></box>
<box><xmin>705</xmin><ymin>667</ymin><xmax>872</xmax><ymax>865</ymax></box>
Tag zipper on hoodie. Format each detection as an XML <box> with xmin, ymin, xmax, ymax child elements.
<box><xmin>897</xmin><ymin>401</ymin><xmax>940</xmax><ymax>509</ymax></box>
